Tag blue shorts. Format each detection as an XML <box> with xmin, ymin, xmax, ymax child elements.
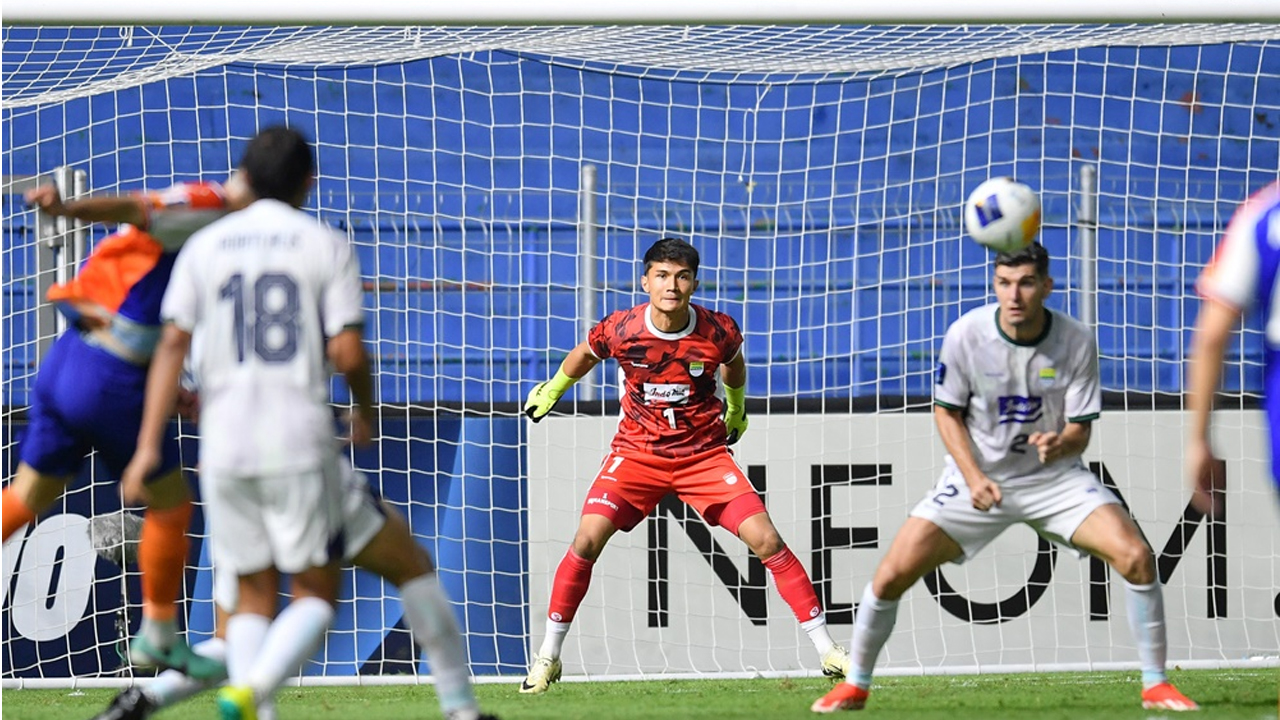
<box><xmin>19</xmin><ymin>330</ymin><xmax>181</xmax><ymax>482</ymax></box>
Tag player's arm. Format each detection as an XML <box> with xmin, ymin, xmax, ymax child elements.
<box><xmin>720</xmin><ymin>349</ymin><xmax>748</xmax><ymax>445</ymax></box>
<box><xmin>934</xmin><ymin>404</ymin><xmax>1002</xmax><ymax>511</ymax></box>
<box><xmin>329</xmin><ymin>326</ymin><xmax>376</xmax><ymax>448</ymax></box>
<box><xmin>120</xmin><ymin>323</ymin><xmax>191</xmax><ymax>504</ymax></box>
<box><xmin>1027</xmin><ymin>422</ymin><xmax>1092</xmax><ymax>464</ymax></box>
<box><xmin>25</xmin><ymin>184</ymin><xmax>148</xmax><ymax>226</ymax></box>
<box><xmin>523</xmin><ymin>341</ymin><xmax>600</xmax><ymax>422</ymax></box>
<box><xmin>1185</xmin><ymin>297</ymin><xmax>1240</xmax><ymax>516</ymax></box>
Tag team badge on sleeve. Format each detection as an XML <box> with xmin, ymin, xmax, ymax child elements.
<box><xmin>935</xmin><ymin>362</ymin><xmax>947</xmax><ymax>385</ymax></box>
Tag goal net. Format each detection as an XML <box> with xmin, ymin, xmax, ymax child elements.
<box><xmin>3</xmin><ymin>23</ymin><xmax>1279</xmax><ymax>685</ymax></box>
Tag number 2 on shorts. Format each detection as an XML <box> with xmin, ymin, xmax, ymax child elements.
<box><xmin>932</xmin><ymin>483</ymin><xmax>960</xmax><ymax>506</ymax></box>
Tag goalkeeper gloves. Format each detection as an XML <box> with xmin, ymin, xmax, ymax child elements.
<box><xmin>722</xmin><ymin>383</ymin><xmax>749</xmax><ymax>446</ymax></box>
<box><xmin>524</xmin><ymin>369</ymin><xmax>579</xmax><ymax>423</ymax></box>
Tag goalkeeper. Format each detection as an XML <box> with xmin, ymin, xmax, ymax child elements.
<box><xmin>519</xmin><ymin>237</ymin><xmax>850</xmax><ymax>694</ymax></box>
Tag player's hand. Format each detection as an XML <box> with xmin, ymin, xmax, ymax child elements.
<box><xmin>723</xmin><ymin>406</ymin><xmax>748</xmax><ymax>445</ymax></box>
<box><xmin>1026</xmin><ymin>431</ymin><xmax>1065</xmax><ymax>464</ymax></box>
<box><xmin>524</xmin><ymin>380</ymin><xmax>566</xmax><ymax>423</ymax></box>
<box><xmin>967</xmin><ymin>475</ymin><xmax>1002</xmax><ymax>512</ymax></box>
<box><xmin>175</xmin><ymin>387</ymin><xmax>201</xmax><ymax>423</ymax></box>
<box><xmin>1186</xmin><ymin>438</ymin><xmax>1225</xmax><ymax>518</ymax></box>
<box><xmin>344</xmin><ymin>408</ymin><xmax>374</xmax><ymax>448</ymax></box>
<box><xmin>120</xmin><ymin>446</ymin><xmax>161</xmax><ymax>506</ymax></box>
<box><xmin>24</xmin><ymin>184</ymin><xmax>67</xmax><ymax>216</ymax></box>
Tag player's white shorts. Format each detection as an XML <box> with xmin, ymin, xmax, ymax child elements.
<box><xmin>212</xmin><ymin>459</ymin><xmax>387</xmax><ymax>611</ymax></box>
<box><xmin>201</xmin><ymin>458</ymin><xmax>346</xmax><ymax>577</ymax></box>
<box><xmin>909</xmin><ymin>464</ymin><xmax>1122</xmax><ymax>562</ymax></box>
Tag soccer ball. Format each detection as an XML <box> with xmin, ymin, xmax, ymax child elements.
<box><xmin>963</xmin><ymin>177</ymin><xmax>1041</xmax><ymax>253</ymax></box>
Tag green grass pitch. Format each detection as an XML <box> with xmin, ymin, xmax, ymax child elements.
<box><xmin>2</xmin><ymin>668</ymin><xmax>1275</xmax><ymax>720</ymax></box>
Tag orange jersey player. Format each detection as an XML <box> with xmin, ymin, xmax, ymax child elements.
<box><xmin>2</xmin><ymin>176</ymin><xmax>250</xmax><ymax>681</ymax></box>
<box><xmin>518</xmin><ymin>236</ymin><xmax>851</xmax><ymax>694</ymax></box>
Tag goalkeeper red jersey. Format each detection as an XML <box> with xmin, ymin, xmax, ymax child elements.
<box><xmin>588</xmin><ymin>302</ymin><xmax>744</xmax><ymax>458</ymax></box>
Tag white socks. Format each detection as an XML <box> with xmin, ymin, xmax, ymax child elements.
<box><xmin>801</xmin><ymin>615</ymin><xmax>837</xmax><ymax>655</ymax></box>
<box><xmin>1124</xmin><ymin>580</ymin><xmax>1168</xmax><ymax>688</ymax></box>
<box><xmin>538</xmin><ymin>619</ymin><xmax>572</xmax><ymax>659</ymax></box>
<box><xmin>225</xmin><ymin>613</ymin><xmax>271</xmax><ymax>687</ymax></box>
<box><xmin>848</xmin><ymin>583</ymin><xmax>899</xmax><ymax>689</ymax></box>
<box><xmin>399</xmin><ymin>574</ymin><xmax>477</xmax><ymax>715</ymax></box>
<box><xmin>246</xmin><ymin>596</ymin><xmax>334</xmax><ymax>698</ymax></box>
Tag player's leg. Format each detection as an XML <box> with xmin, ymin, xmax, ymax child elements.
<box><xmin>351</xmin><ymin>499</ymin><xmax>489</xmax><ymax>719</ymax></box>
<box><xmin>732</xmin><ymin>508</ymin><xmax>850</xmax><ymax>675</ymax></box>
<box><xmin>522</xmin><ymin>452</ymin><xmax>658</xmax><ymax>694</ymax></box>
<box><xmin>2</xmin><ymin>463</ymin><xmax>72</xmax><ymax>540</ymax></box>
<box><xmin>519</xmin><ymin>512</ymin><xmax>618</xmax><ymax>694</ymax></box>
<box><xmin>1068</xmin><ymin>503</ymin><xmax>1197</xmax><ymax>711</ymax></box>
<box><xmin>811</xmin><ymin>517</ymin><xmax>963</xmax><ymax>713</ymax></box>
<box><xmin>218</xmin><ymin>464</ymin><xmax>344</xmax><ymax>720</ymax></box>
<box><xmin>4</xmin><ymin>335</ymin><xmax>86</xmax><ymax>539</ymax></box>
<box><xmin>814</xmin><ymin>467</ymin><xmax>987</xmax><ymax>713</ymax></box>
<box><xmin>126</xmin><ymin>466</ymin><xmax>200</xmax><ymax>671</ymax></box>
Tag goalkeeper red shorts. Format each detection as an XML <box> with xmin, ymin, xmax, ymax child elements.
<box><xmin>580</xmin><ymin>446</ymin><xmax>766</xmax><ymax>534</ymax></box>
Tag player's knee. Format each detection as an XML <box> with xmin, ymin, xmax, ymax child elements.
<box><xmin>872</xmin><ymin>559</ymin><xmax>921</xmax><ymax>601</ymax></box>
<box><xmin>12</xmin><ymin>463</ymin><xmax>70</xmax><ymax>512</ymax></box>
<box><xmin>747</xmin><ymin>530</ymin><xmax>785</xmax><ymax>560</ymax></box>
<box><xmin>570</xmin><ymin>532</ymin><xmax>607</xmax><ymax>561</ymax></box>
<box><xmin>1112</xmin><ymin>543</ymin><xmax>1156</xmax><ymax>584</ymax></box>
<box><xmin>144</xmin><ymin>467</ymin><xmax>191</xmax><ymax>508</ymax></box>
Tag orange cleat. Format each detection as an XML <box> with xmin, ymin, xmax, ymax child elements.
<box><xmin>1141</xmin><ymin>682</ymin><xmax>1199</xmax><ymax>711</ymax></box>
<box><xmin>810</xmin><ymin>683</ymin><xmax>870</xmax><ymax>713</ymax></box>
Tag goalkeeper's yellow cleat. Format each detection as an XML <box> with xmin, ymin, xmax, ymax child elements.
<box><xmin>519</xmin><ymin>654</ymin><xmax>562</xmax><ymax>694</ymax></box>
<box><xmin>820</xmin><ymin>644</ymin><xmax>851</xmax><ymax>679</ymax></box>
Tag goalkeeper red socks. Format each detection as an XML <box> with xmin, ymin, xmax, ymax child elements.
<box><xmin>139</xmin><ymin>500</ymin><xmax>192</xmax><ymax>622</ymax></box>
<box><xmin>547</xmin><ymin>548</ymin><xmax>595</xmax><ymax>623</ymax></box>
<box><xmin>2</xmin><ymin>489</ymin><xmax>36</xmax><ymax>541</ymax></box>
<box><xmin>762</xmin><ymin>546</ymin><xmax>823</xmax><ymax>622</ymax></box>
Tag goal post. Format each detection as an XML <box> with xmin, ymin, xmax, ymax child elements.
<box><xmin>3</xmin><ymin>22</ymin><xmax>1279</xmax><ymax>686</ymax></box>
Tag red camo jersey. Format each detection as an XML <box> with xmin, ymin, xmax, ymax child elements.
<box><xmin>588</xmin><ymin>302</ymin><xmax>744</xmax><ymax>458</ymax></box>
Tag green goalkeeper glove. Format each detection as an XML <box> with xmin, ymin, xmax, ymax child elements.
<box><xmin>524</xmin><ymin>369</ymin><xmax>578</xmax><ymax>423</ymax></box>
<box><xmin>723</xmin><ymin>383</ymin><xmax>748</xmax><ymax>446</ymax></box>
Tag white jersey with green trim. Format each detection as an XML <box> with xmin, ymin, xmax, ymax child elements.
<box><xmin>933</xmin><ymin>303</ymin><xmax>1101</xmax><ymax>487</ymax></box>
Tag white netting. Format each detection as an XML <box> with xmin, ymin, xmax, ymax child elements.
<box><xmin>3</xmin><ymin>24</ymin><xmax>1279</xmax><ymax>684</ymax></box>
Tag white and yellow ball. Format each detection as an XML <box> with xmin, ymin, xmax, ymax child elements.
<box><xmin>963</xmin><ymin>177</ymin><xmax>1041</xmax><ymax>253</ymax></box>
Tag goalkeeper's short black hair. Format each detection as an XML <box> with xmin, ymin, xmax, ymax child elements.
<box><xmin>238</xmin><ymin>125</ymin><xmax>314</xmax><ymax>203</ymax></box>
<box><xmin>995</xmin><ymin>241</ymin><xmax>1050</xmax><ymax>279</ymax></box>
<box><xmin>643</xmin><ymin>237</ymin><xmax>700</xmax><ymax>277</ymax></box>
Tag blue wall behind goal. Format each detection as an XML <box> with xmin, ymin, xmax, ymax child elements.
<box><xmin>4</xmin><ymin>38</ymin><xmax>1280</xmax><ymax>405</ymax></box>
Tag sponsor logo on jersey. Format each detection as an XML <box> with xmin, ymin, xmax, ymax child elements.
<box><xmin>689</xmin><ymin>361</ymin><xmax>705</xmax><ymax>377</ymax></box>
<box><xmin>997</xmin><ymin>395</ymin><xmax>1043</xmax><ymax>424</ymax></box>
<box><xmin>587</xmin><ymin>495</ymin><xmax>620</xmax><ymax>511</ymax></box>
<box><xmin>643</xmin><ymin>382</ymin><xmax>691</xmax><ymax>404</ymax></box>
<box><xmin>1038</xmin><ymin>367</ymin><xmax>1057</xmax><ymax>387</ymax></box>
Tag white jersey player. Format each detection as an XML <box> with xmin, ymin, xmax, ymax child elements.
<box><xmin>813</xmin><ymin>242</ymin><xmax>1198</xmax><ymax>714</ymax></box>
<box><xmin>124</xmin><ymin>126</ymin><xmax>371</xmax><ymax>720</ymax></box>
